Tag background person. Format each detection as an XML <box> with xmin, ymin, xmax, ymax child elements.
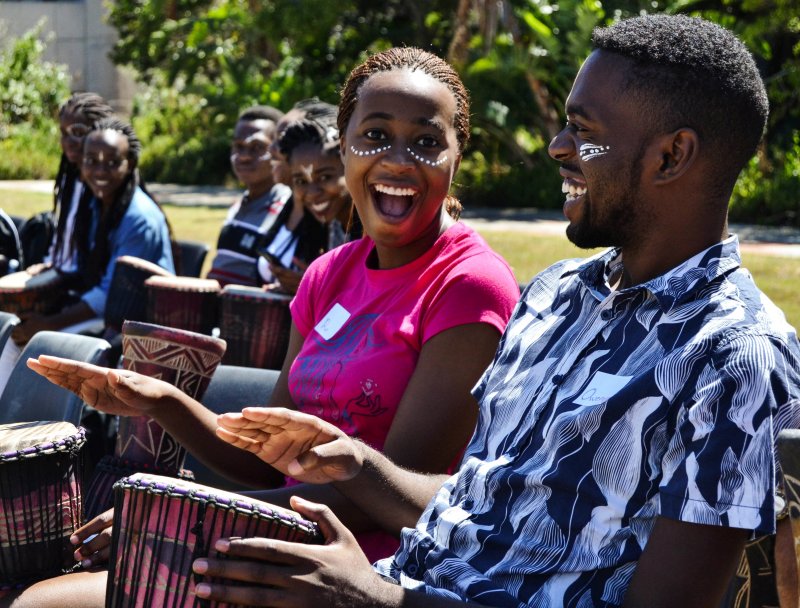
<box><xmin>206</xmin><ymin>105</ymin><xmax>292</xmax><ymax>287</ymax></box>
<box><xmin>12</xmin><ymin>117</ymin><xmax>174</xmax><ymax>344</ymax></box>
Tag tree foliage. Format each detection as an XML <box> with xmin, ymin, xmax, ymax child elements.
<box><xmin>106</xmin><ymin>1</ymin><xmax>800</xmax><ymax>222</ymax></box>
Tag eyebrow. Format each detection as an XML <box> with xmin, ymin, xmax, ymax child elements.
<box><xmin>360</xmin><ymin>112</ymin><xmax>448</xmax><ymax>134</ymax></box>
<box><xmin>565</xmin><ymin>103</ymin><xmax>593</xmax><ymax>121</ymax></box>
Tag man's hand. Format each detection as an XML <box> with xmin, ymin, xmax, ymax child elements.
<box><xmin>216</xmin><ymin>407</ymin><xmax>364</xmax><ymax>484</ymax></box>
<box><xmin>270</xmin><ymin>257</ymin><xmax>308</xmax><ymax>295</ymax></box>
<box><xmin>12</xmin><ymin>312</ymin><xmax>54</xmax><ymax>345</ymax></box>
<box><xmin>27</xmin><ymin>355</ymin><xmax>176</xmax><ymax>417</ymax></box>
<box><xmin>192</xmin><ymin>496</ymin><xmax>396</xmax><ymax>608</ymax></box>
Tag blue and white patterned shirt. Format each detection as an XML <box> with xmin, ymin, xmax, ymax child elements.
<box><xmin>374</xmin><ymin>236</ymin><xmax>800</xmax><ymax>607</ymax></box>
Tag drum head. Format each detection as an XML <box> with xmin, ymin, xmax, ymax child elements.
<box><xmin>0</xmin><ymin>421</ymin><xmax>82</xmax><ymax>458</ymax></box>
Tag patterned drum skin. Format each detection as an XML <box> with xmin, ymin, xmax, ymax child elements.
<box><xmin>83</xmin><ymin>322</ymin><xmax>226</xmax><ymax>520</ymax></box>
<box><xmin>0</xmin><ymin>421</ymin><xmax>86</xmax><ymax>587</ymax></box>
<box><xmin>107</xmin><ymin>473</ymin><xmax>321</xmax><ymax>608</ymax></box>
<box><xmin>145</xmin><ymin>276</ymin><xmax>221</xmax><ymax>335</ymax></box>
<box><xmin>0</xmin><ymin>268</ymin><xmax>67</xmax><ymax>315</ymax></box>
<box><xmin>218</xmin><ymin>285</ymin><xmax>291</xmax><ymax>370</ymax></box>
<box><xmin>105</xmin><ymin>255</ymin><xmax>174</xmax><ymax>333</ymax></box>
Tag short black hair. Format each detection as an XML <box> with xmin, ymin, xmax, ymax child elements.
<box><xmin>278</xmin><ymin>118</ymin><xmax>340</xmax><ymax>161</ymax></box>
<box><xmin>237</xmin><ymin>105</ymin><xmax>283</xmax><ymax>140</ymax></box>
<box><xmin>592</xmin><ymin>14</ymin><xmax>768</xmax><ymax>191</ymax></box>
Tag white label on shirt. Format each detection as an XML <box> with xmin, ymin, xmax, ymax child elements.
<box><xmin>573</xmin><ymin>371</ymin><xmax>632</xmax><ymax>406</ymax></box>
<box><xmin>315</xmin><ymin>303</ymin><xmax>351</xmax><ymax>340</ymax></box>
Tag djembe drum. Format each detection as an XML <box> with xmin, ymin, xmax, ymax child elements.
<box><xmin>145</xmin><ymin>276</ymin><xmax>220</xmax><ymax>335</ymax></box>
<box><xmin>107</xmin><ymin>473</ymin><xmax>321</xmax><ymax>607</ymax></box>
<box><xmin>0</xmin><ymin>421</ymin><xmax>86</xmax><ymax>587</ymax></box>
<box><xmin>105</xmin><ymin>256</ymin><xmax>174</xmax><ymax>334</ymax></box>
<box><xmin>0</xmin><ymin>268</ymin><xmax>66</xmax><ymax>315</ymax></box>
<box><xmin>83</xmin><ymin>321</ymin><xmax>226</xmax><ymax>519</ymax></box>
<box><xmin>218</xmin><ymin>285</ymin><xmax>291</xmax><ymax>369</ymax></box>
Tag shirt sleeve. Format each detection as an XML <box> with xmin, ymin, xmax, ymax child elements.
<box><xmin>81</xmin><ymin>208</ymin><xmax>174</xmax><ymax>316</ymax></box>
<box><xmin>421</xmin><ymin>253</ymin><xmax>519</xmax><ymax>345</ymax></box>
<box><xmin>658</xmin><ymin>332</ymin><xmax>800</xmax><ymax>537</ymax></box>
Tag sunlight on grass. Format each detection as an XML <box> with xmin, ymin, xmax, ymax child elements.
<box><xmin>2</xmin><ymin>188</ymin><xmax>798</xmax><ymax>329</ymax></box>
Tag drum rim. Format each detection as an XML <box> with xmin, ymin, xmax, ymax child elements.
<box><xmin>0</xmin><ymin>426</ymin><xmax>86</xmax><ymax>462</ymax></box>
<box><xmin>114</xmin><ymin>473</ymin><xmax>319</xmax><ymax>536</ymax></box>
<box><xmin>121</xmin><ymin>320</ymin><xmax>227</xmax><ymax>353</ymax></box>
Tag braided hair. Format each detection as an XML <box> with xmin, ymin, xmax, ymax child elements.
<box><xmin>52</xmin><ymin>93</ymin><xmax>114</xmax><ymax>267</ymax></box>
<box><xmin>74</xmin><ymin>117</ymin><xmax>171</xmax><ymax>289</ymax></box>
<box><xmin>337</xmin><ymin>47</ymin><xmax>470</xmax><ymax>220</ymax></box>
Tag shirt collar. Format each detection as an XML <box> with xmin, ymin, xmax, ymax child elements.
<box><xmin>568</xmin><ymin>235</ymin><xmax>742</xmax><ymax>312</ymax></box>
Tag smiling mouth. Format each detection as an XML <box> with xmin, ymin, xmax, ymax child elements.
<box><xmin>372</xmin><ymin>183</ymin><xmax>417</xmax><ymax>218</ymax></box>
<box><xmin>310</xmin><ymin>200</ymin><xmax>331</xmax><ymax>214</ymax></box>
<box><xmin>562</xmin><ymin>179</ymin><xmax>587</xmax><ymax>200</ymax></box>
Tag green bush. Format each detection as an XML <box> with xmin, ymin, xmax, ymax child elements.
<box><xmin>730</xmin><ymin>130</ymin><xmax>800</xmax><ymax>225</ymax></box>
<box><xmin>0</xmin><ymin>21</ymin><xmax>70</xmax><ymax>179</ymax></box>
<box><xmin>0</xmin><ymin>122</ymin><xmax>60</xmax><ymax>179</ymax></box>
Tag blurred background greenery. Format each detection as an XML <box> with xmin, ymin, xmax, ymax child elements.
<box><xmin>1</xmin><ymin>0</ymin><xmax>798</xmax><ymax>225</ymax></box>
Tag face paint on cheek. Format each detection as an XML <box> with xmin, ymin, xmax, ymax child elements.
<box><xmin>349</xmin><ymin>144</ymin><xmax>391</xmax><ymax>157</ymax></box>
<box><xmin>406</xmin><ymin>147</ymin><xmax>448</xmax><ymax>167</ymax></box>
<box><xmin>579</xmin><ymin>143</ymin><xmax>611</xmax><ymax>162</ymax></box>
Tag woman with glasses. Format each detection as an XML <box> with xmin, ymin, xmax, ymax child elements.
<box><xmin>11</xmin><ymin>117</ymin><xmax>174</xmax><ymax>344</ymax></box>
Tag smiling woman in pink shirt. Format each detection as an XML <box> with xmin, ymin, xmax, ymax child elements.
<box><xmin>18</xmin><ymin>47</ymin><xmax>520</xmax><ymax>606</ymax></box>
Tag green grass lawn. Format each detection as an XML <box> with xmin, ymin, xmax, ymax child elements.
<box><xmin>3</xmin><ymin>188</ymin><xmax>798</xmax><ymax>329</ymax></box>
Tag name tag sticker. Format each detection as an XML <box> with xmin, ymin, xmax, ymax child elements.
<box><xmin>315</xmin><ymin>303</ymin><xmax>351</xmax><ymax>340</ymax></box>
<box><xmin>574</xmin><ymin>371</ymin><xmax>632</xmax><ymax>406</ymax></box>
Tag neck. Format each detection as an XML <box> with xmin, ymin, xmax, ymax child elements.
<box><xmin>246</xmin><ymin>180</ymin><xmax>274</xmax><ymax>201</ymax></box>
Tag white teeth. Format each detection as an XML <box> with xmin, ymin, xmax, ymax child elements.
<box><xmin>374</xmin><ymin>184</ymin><xmax>416</xmax><ymax>196</ymax></box>
<box><xmin>562</xmin><ymin>180</ymin><xmax>586</xmax><ymax>199</ymax></box>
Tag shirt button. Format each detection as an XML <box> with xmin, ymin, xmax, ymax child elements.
<box><xmin>552</xmin><ymin>374</ymin><xmax>564</xmax><ymax>385</ymax></box>
<box><xmin>601</xmin><ymin>310</ymin><xmax>613</xmax><ymax>320</ymax></box>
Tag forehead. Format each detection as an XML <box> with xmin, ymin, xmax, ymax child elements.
<box><xmin>289</xmin><ymin>143</ymin><xmax>341</xmax><ymax>172</ymax></box>
<box><xmin>351</xmin><ymin>68</ymin><xmax>457</xmax><ymax>129</ymax></box>
<box><xmin>60</xmin><ymin>109</ymin><xmax>90</xmax><ymax>127</ymax></box>
<box><xmin>234</xmin><ymin>119</ymin><xmax>273</xmax><ymax>140</ymax></box>
<box><xmin>84</xmin><ymin>129</ymin><xmax>128</xmax><ymax>154</ymax></box>
<box><xmin>566</xmin><ymin>50</ymin><xmax>634</xmax><ymax>125</ymax></box>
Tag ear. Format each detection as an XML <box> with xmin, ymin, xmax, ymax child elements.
<box><xmin>650</xmin><ymin>128</ymin><xmax>699</xmax><ymax>185</ymax></box>
<box><xmin>452</xmin><ymin>152</ymin><xmax>462</xmax><ymax>176</ymax></box>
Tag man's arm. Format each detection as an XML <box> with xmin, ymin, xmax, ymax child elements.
<box><xmin>622</xmin><ymin>516</ymin><xmax>747</xmax><ymax>608</ymax></box>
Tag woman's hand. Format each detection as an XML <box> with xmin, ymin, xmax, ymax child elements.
<box><xmin>192</xmin><ymin>497</ymin><xmax>391</xmax><ymax>608</ymax></box>
<box><xmin>27</xmin><ymin>355</ymin><xmax>176</xmax><ymax>417</ymax></box>
<box><xmin>216</xmin><ymin>407</ymin><xmax>363</xmax><ymax>484</ymax></box>
<box><xmin>71</xmin><ymin>509</ymin><xmax>114</xmax><ymax>568</ymax></box>
<box><xmin>270</xmin><ymin>258</ymin><xmax>308</xmax><ymax>295</ymax></box>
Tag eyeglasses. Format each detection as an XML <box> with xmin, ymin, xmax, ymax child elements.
<box><xmin>62</xmin><ymin>124</ymin><xmax>91</xmax><ymax>140</ymax></box>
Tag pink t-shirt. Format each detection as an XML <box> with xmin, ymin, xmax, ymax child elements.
<box><xmin>287</xmin><ymin>222</ymin><xmax>519</xmax><ymax>561</ymax></box>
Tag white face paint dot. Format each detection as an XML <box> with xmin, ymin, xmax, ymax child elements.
<box><xmin>578</xmin><ymin>143</ymin><xmax>611</xmax><ymax>162</ymax></box>
<box><xmin>350</xmin><ymin>144</ymin><xmax>391</xmax><ymax>157</ymax></box>
<box><xmin>406</xmin><ymin>147</ymin><xmax>447</xmax><ymax>167</ymax></box>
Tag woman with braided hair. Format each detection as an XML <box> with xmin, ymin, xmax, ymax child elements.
<box><xmin>12</xmin><ymin>117</ymin><xmax>174</xmax><ymax>344</ymax></box>
<box><xmin>14</xmin><ymin>47</ymin><xmax>518</xmax><ymax>606</ymax></box>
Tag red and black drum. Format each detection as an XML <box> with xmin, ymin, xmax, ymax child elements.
<box><xmin>0</xmin><ymin>268</ymin><xmax>67</xmax><ymax>315</ymax></box>
<box><xmin>83</xmin><ymin>321</ymin><xmax>226</xmax><ymax>520</ymax></box>
<box><xmin>145</xmin><ymin>276</ymin><xmax>221</xmax><ymax>335</ymax></box>
<box><xmin>107</xmin><ymin>473</ymin><xmax>321</xmax><ymax>607</ymax></box>
<box><xmin>105</xmin><ymin>255</ymin><xmax>174</xmax><ymax>333</ymax></box>
<box><xmin>0</xmin><ymin>421</ymin><xmax>86</xmax><ymax>587</ymax></box>
<box><xmin>218</xmin><ymin>285</ymin><xmax>291</xmax><ymax>369</ymax></box>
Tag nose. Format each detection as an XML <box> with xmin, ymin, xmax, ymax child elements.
<box><xmin>548</xmin><ymin>128</ymin><xmax>574</xmax><ymax>162</ymax></box>
<box><xmin>380</xmin><ymin>145</ymin><xmax>414</xmax><ymax>172</ymax></box>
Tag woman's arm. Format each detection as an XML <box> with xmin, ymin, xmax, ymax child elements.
<box><xmin>223</xmin><ymin>321</ymin><xmax>502</xmax><ymax>534</ymax></box>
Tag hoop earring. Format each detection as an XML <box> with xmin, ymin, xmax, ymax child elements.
<box><xmin>349</xmin><ymin>144</ymin><xmax>391</xmax><ymax>157</ymax></box>
<box><xmin>406</xmin><ymin>147</ymin><xmax>447</xmax><ymax>167</ymax></box>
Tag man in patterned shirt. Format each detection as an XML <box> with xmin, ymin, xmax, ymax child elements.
<box><xmin>200</xmin><ymin>14</ymin><xmax>800</xmax><ymax>608</ymax></box>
